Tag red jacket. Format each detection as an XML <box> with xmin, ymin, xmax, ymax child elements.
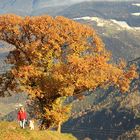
<box><xmin>17</xmin><ymin>111</ymin><xmax>27</xmax><ymax>121</ymax></box>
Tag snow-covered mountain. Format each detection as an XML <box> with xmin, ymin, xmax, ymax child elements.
<box><xmin>73</xmin><ymin>16</ymin><xmax>140</xmax><ymax>61</ymax></box>
<box><xmin>73</xmin><ymin>16</ymin><xmax>140</xmax><ymax>30</ymax></box>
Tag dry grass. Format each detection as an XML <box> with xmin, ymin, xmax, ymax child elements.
<box><xmin>0</xmin><ymin>121</ymin><xmax>77</xmax><ymax>140</ymax></box>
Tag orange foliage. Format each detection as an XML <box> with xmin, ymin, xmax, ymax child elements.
<box><xmin>0</xmin><ymin>14</ymin><xmax>138</xmax><ymax>96</ymax></box>
<box><xmin>0</xmin><ymin>14</ymin><xmax>138</xmax><ymax>127</ymax></box>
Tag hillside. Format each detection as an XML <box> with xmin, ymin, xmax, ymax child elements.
<box><xmin>74</xmin><ymin>16</ymin><xmax>140</xmax><ymax>61</ymax></box>
<box><xmin>57</xmin><ymin>1</ymin><xmax>140</xmax><ymax>27</ymax></box>
<box><xmin>119</xmin><ymin>125</ymin><xmax>140</xmax><ymax>139</ymax></box>
<box><xmin>61</xmin><ymin>56</ymin><xmax>140</xmax><ymax>140</ymax></box>
<box><xmin>0</xmin><ymin>121</ymin><xmax>77</xmax><ymax>140</ymax></box>
<box><xmin>0</xmin><ymin>0</ymin><xmax>140</xmax><ymax>24</ymax></box>
<box><xmin>0</xmin><ymin>41</ymin><xmax>14</xmax><ymax>74</ymax></box>
<box><xmin>63</xmin><ymin>80</ymin><xmax>140</xmax><ymax>139</ymax></box>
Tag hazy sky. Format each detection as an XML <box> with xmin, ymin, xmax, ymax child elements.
<box><xmin>0</xmin><ymin>0</ymin><xmax>137</xmax><ymax>12</ymax></box>
<box><xmin>45</xmin><ymin>0</ymin><xmax>137</xmax><ymax>6</ymax></box>
<box><xmin>35</xmin><ymin>0</ymin><xmax>135</xmax><ymax>8</ymax></box>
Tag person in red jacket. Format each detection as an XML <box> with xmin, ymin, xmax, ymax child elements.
<box><xmin>17</xmin><ymin>106</ymin><xmax>27</xmax><ymax>129</ymax></box>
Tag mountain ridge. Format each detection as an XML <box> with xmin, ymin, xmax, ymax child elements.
<box><xmin>0</xmin><ymin>0</ymin><xmax>139</xmax><ymax>16</ymax></box>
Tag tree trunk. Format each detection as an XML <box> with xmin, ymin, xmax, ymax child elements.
<box><xmin>57</xmin><ymin>122</ymin><xmax>62</xmax><ymax>133</ymax></box>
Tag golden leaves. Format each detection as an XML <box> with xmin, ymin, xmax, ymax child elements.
<box><xmin>0</xmin><ymin>14</ymin><xmax>138</xmax><ymax>128</ymax></box>
<box><xmin>0</xmin><ymin>14</ymin><xmax>138</xmax><ymax>130</ymax></box>
<box><xmin>45</xmin><ymin>97</ymin><xmax>72</xmax><ymax>125</ymax></box>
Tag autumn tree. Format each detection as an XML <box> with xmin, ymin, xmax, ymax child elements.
<box><xmin>0</xmin><ymin>14</ymin><xmax>138</xmax><ymax>129</ymax></box>
<box><xmin>45</xmin><ymin>97</ymin><xmax>71</xmax><ymax>133</ymax></box>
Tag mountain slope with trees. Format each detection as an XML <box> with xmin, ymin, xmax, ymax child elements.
<box><xmin>62</xmin><ymin>59</ymin><xmax>140</xmax><ymax>140</ymax></box>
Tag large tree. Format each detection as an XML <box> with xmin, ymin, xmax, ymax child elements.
<box><xmin>0</xmin><ymin>14</ymin><xmax>138</xmax><ymax>128</ymax></box>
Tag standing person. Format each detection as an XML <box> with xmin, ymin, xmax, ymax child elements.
<box><xmin>17</xmin><ymin>106</ymin><xmax>27</xmax><ymax>129</ymax></box>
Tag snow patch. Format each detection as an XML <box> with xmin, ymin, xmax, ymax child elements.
<box><xmin>132</xmin><ymin>3</ymin><xmax>140</xmax><ymax>7</ymax></box>
<box><xmin>73</xmin><ymin>16</ymin><xmax>107</xmax><ymax>27</ymax></box>
<box><xmin>110</xmin><ymin>19</ymin><xmax>132</xmax><ymax>29</ymax></box>
<box><xmin>131</xmin><ymin>13</ymin><xmax>140</xmax><ymax>16</ymax></box>
<box><xmin>73</xmin><ymin>16</ymin><xmax>140</xmax><ymax>31</ymax></box>
<box><xmin>134</xmin><ymin>27</ymin><xmax>140</xmax><ymax>30</ymax></box>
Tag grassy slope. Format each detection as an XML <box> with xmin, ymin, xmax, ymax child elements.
<box><xmin>0</xmin><ymin>121</ymin><xmax>77</xmax><ymax>140</ymax></box>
